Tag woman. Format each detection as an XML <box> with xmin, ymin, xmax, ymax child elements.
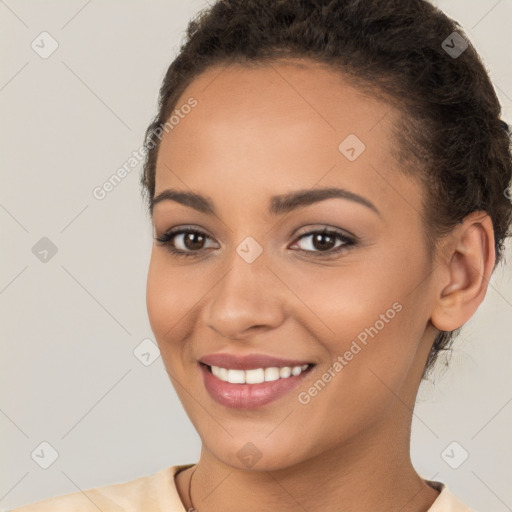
<box><xmin>13</xmin><ymin>0</ymin><xmax>511</xmax><ymax>510</ymax></box>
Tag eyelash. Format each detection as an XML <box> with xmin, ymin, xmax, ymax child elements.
<box><xmin>154</xmin><ymin>226</ymin><xmax>356</xmax><ymax>258</ymax></box>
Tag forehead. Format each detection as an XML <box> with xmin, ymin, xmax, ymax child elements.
<box><xmin>168</xmin><ymin>59</ymin><xmax>392</xmax><ymax>139</ymax></box>
<box><xmin>154</xmin><ymin>59</ymin><xmax>414</xmax><ymax>216</ymax></box>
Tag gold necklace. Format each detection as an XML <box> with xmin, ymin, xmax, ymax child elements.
<box><xmin>187</xmin><ymin>465</ymin><xmax>197</xmax><ymax>511</ymax></box>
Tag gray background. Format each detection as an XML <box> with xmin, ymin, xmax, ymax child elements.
<box><xmin>1</xmin><ymin>0</ymin><xmax>511</xmax><ymax>510</ymax></box>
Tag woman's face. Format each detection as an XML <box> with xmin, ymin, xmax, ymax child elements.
<box><xmin>146</xmin><ymin>60</ymin><xmax>439</xmax><ymax>471</ymax></box>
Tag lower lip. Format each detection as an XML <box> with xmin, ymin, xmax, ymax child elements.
<box><xmin>200</xmin><ymin>363</ymin><xmax>313</xmax><ymax>409</ymax></box>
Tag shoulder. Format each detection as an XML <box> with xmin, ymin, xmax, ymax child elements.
<box><xmin>9</xmin><ymin>464</ymin><xmax>194</xmax><ymax>512</ymax></box>
<box><xmin>426</xmin><ymin>480</ymin><xmax>476</xmax><ymax>512</ymax></box>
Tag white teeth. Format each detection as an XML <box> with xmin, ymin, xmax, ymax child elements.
<box><xmin>209</xmin><ymin>364</ymin><xmax>311</xmax><ymax>384</ymax></box>
<box><xmin>245</xmin><ymin>368</ymin><xmax>265</xmax><ymax>384</ymax></box>
<box><xmin>226</xmin><ymin>369</ymin><xmax>245</xmax><ymax>384</ymax></box>
<box><xmin>218</xmin><ymin>367</ymin><xmax>228</xmax><ymax>381</ymax></box>
<box><xmin>279</xmin><ymin>366</ymin><xmax>291</xmax><ymax>378</ymax></box>
<box><xmin>291</xmin><ymin>366</ymin><xmax>302</xmax><ymax>376</ymax></box>
<box><xmin>264</xmin><ymin>367</ymin><xmax>280</xmax><ymax>382</ymax></box>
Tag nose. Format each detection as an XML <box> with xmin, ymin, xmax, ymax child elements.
<box><xmin>203</xmin><ymin>255</ymin><xmax>286</xmax><ymax>341</ymax></box>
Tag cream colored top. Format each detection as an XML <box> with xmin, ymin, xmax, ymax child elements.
<box><xmin>10</xmin><ymin>464</ymin><xmax>475</xmax><ymax>511</ymax></box>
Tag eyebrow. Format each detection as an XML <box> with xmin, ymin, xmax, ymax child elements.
<box><xmin>150</xmin><ymin>187</ymin><xmax>380</xmax><ymax>217</ymax></box>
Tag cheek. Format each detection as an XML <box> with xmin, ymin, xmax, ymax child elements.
<box><xmin>146</xmin><ymin>254</ymin><xmax>171</xmax><ymax>337</ymax></box>
<box><xmin>146</xmin><ymin>251</ymin><xmax>200</xmax><ymax>350</ymax></box>
<box><xmin>288</xmin><ymin>270</ymin><xmax>425</xmax><ymax>447</ymax></box>
<box><xmin>288</xmin><ymin>246</ymin><xmax>429</xmax><ymax>378</ymax></box>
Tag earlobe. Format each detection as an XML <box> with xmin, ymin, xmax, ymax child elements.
<box><xmin>430</xmin><ymin>212</ymin><xmax>496</xmax><ymax>332</ymax></box>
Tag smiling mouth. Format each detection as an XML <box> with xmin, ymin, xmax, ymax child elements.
<box><xmin>201</xmin><ymin>362</ymin><xmax>314</xmax><ymax>384</ymax></box>
<box><xmin>198</xmin><ymin>356</ymin><xmax>316</xmax><ymax>409</ymax></box>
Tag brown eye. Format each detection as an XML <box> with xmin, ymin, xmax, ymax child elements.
<box><xmin>292</xmin><ymin>229</ymin><xmax>355</xmax><ymax>256</ymax></box>
<box><xmin>155</xmin><ymin>228</ymin><xmax>219</xmax><ymax>257</ymax></box>
<box><xmin>181</xmin><ymin>232</ymin><xmax>206</xmax><ymax>251</ymax></box>
<box><xmin>311</xmin><ymin>232</ymin><xmax>337</xmax><ymax>251</ymax></box>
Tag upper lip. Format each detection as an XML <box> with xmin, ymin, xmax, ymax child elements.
<box><xmin>199</xmin><ymin>353</ymin><xmax>313</xmax><ymax>370</ymax></box>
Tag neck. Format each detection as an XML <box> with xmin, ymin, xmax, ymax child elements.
<box><xmin>177</xmin><ymin>401</ymin><xmax>439</xmax><ymax>512</ymax></box>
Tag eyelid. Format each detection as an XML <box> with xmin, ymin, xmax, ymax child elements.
<box><xmin>293</xmin><ymin>224</ymin><xmax>356</xmax><ymax>239</ymax></box>
<box><xmin>290</xmin><ymin>227</ymin><xmax>355</xmax><ymax>255</ymax></box>
<box><xmin>155</xmin><ymin>226</ymin><xmax>219</xmax><ymax>248</ymax></box>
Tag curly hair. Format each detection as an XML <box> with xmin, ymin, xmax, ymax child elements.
<box><xmin>140</xmin><ymin>0</ymin><xmax>512</xmax><ymax>377</ymax></box>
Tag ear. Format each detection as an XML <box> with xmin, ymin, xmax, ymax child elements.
<box><xmin>430</xmin><ymin>211</ymin><xmax>496</xmax><ymax>332</ymax></box>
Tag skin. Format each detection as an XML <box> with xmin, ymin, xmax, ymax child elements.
<box><xmin>146</xmin><ymin>59</ymin><xmax>495</xmax><ymax>512</ymax></box>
